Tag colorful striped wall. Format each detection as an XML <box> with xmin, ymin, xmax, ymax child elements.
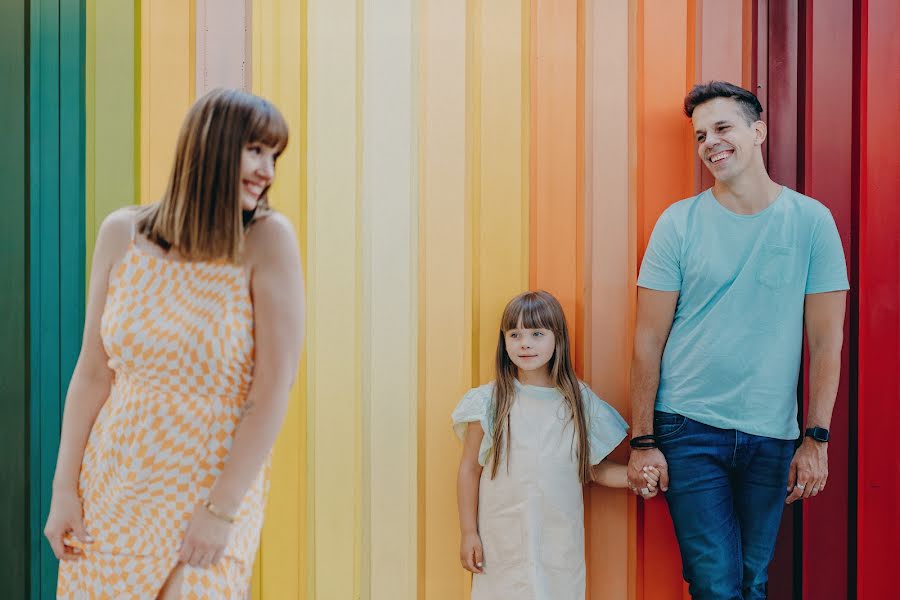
<box><xmin>12</xmin><ymin>0</ymin><xmax>899</xmax><ymax>598</ymax></box>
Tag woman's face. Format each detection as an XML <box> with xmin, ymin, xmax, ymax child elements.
<box><xmin>240</xmin><ymin>142</ymin><xmax>279</xmax><ymax>210</ymax></box>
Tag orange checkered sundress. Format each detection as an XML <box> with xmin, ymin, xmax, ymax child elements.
<box><xmin>58</xmin><ymin>228</ymin><xmax>268</xmax><ymax>599</ymax></box>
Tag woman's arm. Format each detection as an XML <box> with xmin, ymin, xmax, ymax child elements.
<box><xmin>52</xmin><ymin>211</ymin><xmax>131</xmax><ymax>493</ymax></box>
<box><xmin>457</xmin><ymin>422</ymin><xmax>485</xmax><ymax>574</ymax></box>
<box><xmin>45</xmin><ymin>209</ymin><xmax>131</xmax><ymax>559</ymax></box>
<box><xmin>205</xmin><ymin>213</ymin><xmax>305</xmax><ymax>516</ymax></box>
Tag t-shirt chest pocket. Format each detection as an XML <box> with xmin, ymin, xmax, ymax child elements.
<box><xmin>756</xmin><ymin>244</ymin><xmax>796</xmax><ymax>289</ymax></box>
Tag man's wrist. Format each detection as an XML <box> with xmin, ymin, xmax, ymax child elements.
<box><xmin>804</xmin><ymin>426</ymin><xmax>830</xmax><ymax>443</ymax></box>
<box><xmin>630</xmin><ymin>434</ymin><xmax>658</xmax><ymax>450</ymax></box>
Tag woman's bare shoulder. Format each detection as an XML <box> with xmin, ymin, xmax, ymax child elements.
<box><xmin>93</xmin><ymin>206</ymin><xmax>140</xmax><ymax>268</ymax></box>
<box><xmin>245</xmin><ymin>211</ymin><xmax>299</xmax><ymax>260</ymax></box>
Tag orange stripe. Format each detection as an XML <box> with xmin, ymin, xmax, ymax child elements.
<box><xmin>583</xmin><ymin>0</ymin><xmax>636</xmax><ymax>596</ymax></box>
<box><xmin>529</xmin><ymin>0</ymin><xmax>581</xmax><ymax>362</ymax></box>
<box><xmin>637</xmin><ymin>1</ymin><xmax>696</xmax><ymax>598</ymax></box>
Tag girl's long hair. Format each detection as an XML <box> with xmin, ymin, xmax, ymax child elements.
<box><xmin>137</xmin><ymin>88</ymin><xmax>289</xmax><ymax>263</ymax></box>
<box><xmin>490</xmin><ymin>290</ymin><xmax>591</xmax><ymax>483</ymax></box>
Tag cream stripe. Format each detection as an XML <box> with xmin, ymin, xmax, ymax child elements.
<box><xmin>307</xmin><ymin>0</ymin><xmax>361</xmax><ymax>595</ymax></box>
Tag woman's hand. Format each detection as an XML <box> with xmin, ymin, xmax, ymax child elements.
<box><xmin>178</xmin><ymin>504</ymin><xmax>233</xmax><ymax>568</ymax></box>
<box><xmin>460</xmin><ymin>531</ymin><xmax>485</xmax><ymax>574</ymax></box>
<box><xmin>44</xmin><ymin>489</ymin><xmax>93</xmax><ymax>561</ymax></box>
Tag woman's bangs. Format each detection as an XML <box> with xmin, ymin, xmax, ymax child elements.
<box><xmin>247</xmin><ymin>101</ymin><xmax>289</xmax><ymax>154</ymax></box>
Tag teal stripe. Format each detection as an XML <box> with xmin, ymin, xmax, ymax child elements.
<box><xmin>30</xmin><ymin>0</ymin><xmax>86</xmax><ymax>597</ymax></box>
<box><xmin>0</xmin><ymin>0</ymin><xmax>30</xmax><ymax>595</ymax></box>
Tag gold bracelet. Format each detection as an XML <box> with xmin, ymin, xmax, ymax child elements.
<box><xmin>203</xmin><ymin>500</ymin><xmax>237</xmax><ymax>524</ymax></box>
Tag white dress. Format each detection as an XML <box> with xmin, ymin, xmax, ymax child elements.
<box><xmin>452</xmin><ymin>380</ymin><xmax>628</xmax><ymax>600</ymax></box>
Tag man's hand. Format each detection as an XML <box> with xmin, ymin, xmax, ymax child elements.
<box><xmin>786</xmin><ymin>438</ymin><xmax>828</xmax><ymax>504</ymax></box>
<box><xmin>628</xmin><ymin>447</ymin><xmax>669</xmax><ymax>497</ymax></box>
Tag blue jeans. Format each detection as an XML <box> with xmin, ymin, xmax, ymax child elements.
<box><xmin>655</xmin><ymin>411</ymin><xmax>795</xmax><ymax>600</ymax></box>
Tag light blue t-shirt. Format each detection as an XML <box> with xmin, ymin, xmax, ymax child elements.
<box><xmin>637</xmin><ymin>187</ymin><xmax>849</xmax><ymax>440</ymax></box>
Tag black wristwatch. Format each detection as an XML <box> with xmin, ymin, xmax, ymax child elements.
<box><xmin>805</xmin><ymin>427</ymin><xmax>830</xmax><ymax>443</ymax></box>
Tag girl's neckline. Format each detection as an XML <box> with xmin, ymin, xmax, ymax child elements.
<box><xmin>513</xmin><ymin>378</ymin><xmax>561</xmax><ymax>395</ymax></box>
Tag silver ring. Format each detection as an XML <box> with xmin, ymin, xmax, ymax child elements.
<box><xmin>640</xmin><ymin>487</ymin><xmax>650</xmax><ymax>495</ymax></box>
<box><xmin>796</xmin><ymin>483</ymin><xmax>806</xmax><ymax>490</ymax></box>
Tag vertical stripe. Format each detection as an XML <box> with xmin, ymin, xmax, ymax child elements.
<box><xmin>361</xmin><ymin>0</ymin><xmax>418</xmax><ymax>598</ymax></box>
<box><xmin>86</xmin><ymin>0</ymin><xmax>139</xmax><ymax>275</ymax></box>
<box><xmin>760</xmin><ymin>4</ymin><xmax>801</xmax><ymax>595</ymax></box>
<box><xmin>477</xmin><ymin>0</ymin><xmax>529</xmax><ymax>381</ymax></box>
<box><xmin>583</xmin><ymin>0</ymin><xmax>635</xmax><ymax>597</ymax></box>
<box><xmin>857</xmin><ymin>1</ymin><xmax>900</xmax><ymax>597</ymax></box>
<box><xmin>306</xmin><ymin>0</ymin><xmax>361</xmax><ymax>595</ymax></box>
<box><xmin>800</xmin><ymin>2</ymin><xmax>854</xmax><ymax>598</ymax></box>
<box><xmin>694</xmin><ymin>0</ymin><xmax>745</xmax><ymax>192</ymax></box>
<box><xmin>30</xmin><ymin>0</ymin><xmax>86</xmax><ymax>596</ymax></box>
<box><xmin>196</xmin><ymin>0</ymin><xmax>252</xmax><ymax>94</ymax></box>
<box><xmin>0</xmin><ymin>0</ymin><xmax>29</xmax><ymax>595</ymax></box>
<box><xmin>636</xmin><ymin>1</ymin><xmax>695</xmax><ymax>598</ymax></box>
<box><xmin>141</xmin><ymin>0</ymin><xmax>194</xmax><ymax>204</ymax></box>
<box><xmin>419</xmin><ymin>0</ymin><xmax>471</xmax><ymax>596</ymax></box>
<box><xmin>251</xmin><ymin>0</ymin><xmax>306</xmax><ymax>597</ymax></box>
<box><xmin>529</xmin><ymin>0</ymin><xmax>581</xmax><ymax>356</ymax></box>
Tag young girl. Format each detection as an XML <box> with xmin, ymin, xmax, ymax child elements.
<box><xmin>454</xmin><ymin>290</ymin><xmax>658</xmax><ymax>598</ymax></box>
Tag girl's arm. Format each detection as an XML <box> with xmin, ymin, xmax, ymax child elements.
<box><xmin>45</xmin><ymin>210</ymin><xmax>132</xmax><ymax>559</ymax></box>
<box><xmin>178</xmin><ymin>214</ymin><xmax>305</xmax><ymax>568</ymax></box>
<box><xmin>206</xmin><ymin>214</ymin><xmax>305</xmax><ymax>515</ymax></box>
<box><xmin>457</xmin><ymin>422</ymin><xmax>485</xmax><ymax>574</ymax></box>
<box><xmin>591</xmin><ymin>459</ymin><xmax>660</xmax><ymax>494</ymax></box>
<box><xmin>591</xmin><ymin>459</ymin><xmax>628</xmax><ymax>488</ymax></box>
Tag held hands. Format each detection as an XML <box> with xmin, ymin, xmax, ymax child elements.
<box><xmin>44</xmin><ymin>489</ymin><xmax>94</xmax><ymax>561</ymax></box>
<box><xmin>460</xmin><ymin>531</ymin><xmax>485</xmax><ymax>574</ymax></box>
<box><xmin>627</xmin><ymin>448</ymin><xmax>670</xmax><ymax>500</ymax></box>
<box><xmin>786</xmin><ymin>438</ymin><xmax>828</xmax><ymax>504</ymax></box>
<box><xmin>178</xmin><ymin>503</ymin><xmax>234</xmax><ymax>568</ymax></box>
<box><xmin>628</xmin><ymin>466</ymin><xmax>662</xmax><ymax>498</ymax></box>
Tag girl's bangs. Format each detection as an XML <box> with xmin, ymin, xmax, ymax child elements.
<box><xmin>501</xmin><ymin>294</ymin><xmax>559</xmax><ymax>333</ymax></box>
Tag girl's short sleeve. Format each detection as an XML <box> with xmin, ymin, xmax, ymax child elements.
<box><xmin>581</xmin><ymin>384</ymin><xmax>629</xmax><ymax>465</ymax></box>
<box><xmin>451</xmin><ymin>384</ymin><xmax>494</xmax><ymax>466</ymax></box>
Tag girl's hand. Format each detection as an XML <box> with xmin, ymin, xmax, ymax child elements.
<box><xmin>44</xmin><ymin>489</ymin><xmax>93</xmax><ymax>561</ymax></box>
<box><xmin>628</xmin><ymin>466</ymin><xmax>661</xmax><ymax>499</ymax></box>
<box><xmin>459</xmin><ymin>531</ymin><xmax>485</xmax><ymax>574</ymax></box>
<box><xmin>640</xmin><ymin>466</ymin><xmax>661</xmax><ymax>498</ymax></box>
<box><xmin>178</xmin><ymin>504</ymin><xmax>233</xmax><ymax>568</ymax></box>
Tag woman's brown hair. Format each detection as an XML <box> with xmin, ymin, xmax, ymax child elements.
<box><xmin>137</xmin><ymin>88</ymin><xmax>289</xmax><ymax>263</ymax></box>
<box><xmin>490</xmin><ymin>290</ymin><xmax>592</xmax><ymax>483</ymax></box>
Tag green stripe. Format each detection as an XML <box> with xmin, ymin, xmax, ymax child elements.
<box><xmin>86</xmin><ymin>0</ymin><xmax>138</xmax><ymax>277</ymax></box>
<box><xmin>30</xmin><ymin>0</ymin><xmax>86</xmax><ymax>597</ymax></box>
<box><xmin>0</xmin><ymin>0</ymin><xmax>30</xmax><ymax>595</ymax></box>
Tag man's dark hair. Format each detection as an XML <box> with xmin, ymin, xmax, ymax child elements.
<box><xmin>684</xmin><ymin>81</ymin><xmax>764</xmax><ymax>124</ymax></box>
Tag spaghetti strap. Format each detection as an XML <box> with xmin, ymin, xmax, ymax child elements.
<box><xmin>130</xmin><ymin>212</ymin><xmax>137</xmax><ymax>243</ymax></box>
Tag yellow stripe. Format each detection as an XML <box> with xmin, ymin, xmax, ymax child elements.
<box><xmin>251</xmin><ymin>1</ymin><xmax>307</xmax><ymax>597</ymax></box>
<box><xmin>140</xmin><ymin>0</ymin><xmax>194</xmax><ymax>204</ymax></box>
<box><xmin>420</xmin><ymin>0</ymin><xmax>471</xmax><ymax>596</ymax></box>
<box><xmin>475</xmin><ymin>0</ymin><xmax>529</xmax><ymax>382</ymax></box>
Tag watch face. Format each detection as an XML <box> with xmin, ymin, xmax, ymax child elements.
<box><xmin>808</xmin><ymin>427</ymin><xmax>829</xmax><ymax>442</ymax></box>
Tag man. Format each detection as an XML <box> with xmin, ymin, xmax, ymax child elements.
<box><xmin>626</xmin><ymin>81</ymin><xmax>848</xmax><ymax>599</ymax></box>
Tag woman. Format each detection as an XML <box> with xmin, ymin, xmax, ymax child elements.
<box><xmin>44</xmin><ymin>88</ymin><xmax>305</xmax><ymax>598</ymax></box>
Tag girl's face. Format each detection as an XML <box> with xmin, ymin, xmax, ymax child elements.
<box><xmin>240</xmin><ymin>142</ymin><xmax>279</xmax><ymax>210</ymax></box>
<box><xmin>504</xmin><ymin>319</ymin><xmax>556</xmax><ymax>375</ymax></box>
